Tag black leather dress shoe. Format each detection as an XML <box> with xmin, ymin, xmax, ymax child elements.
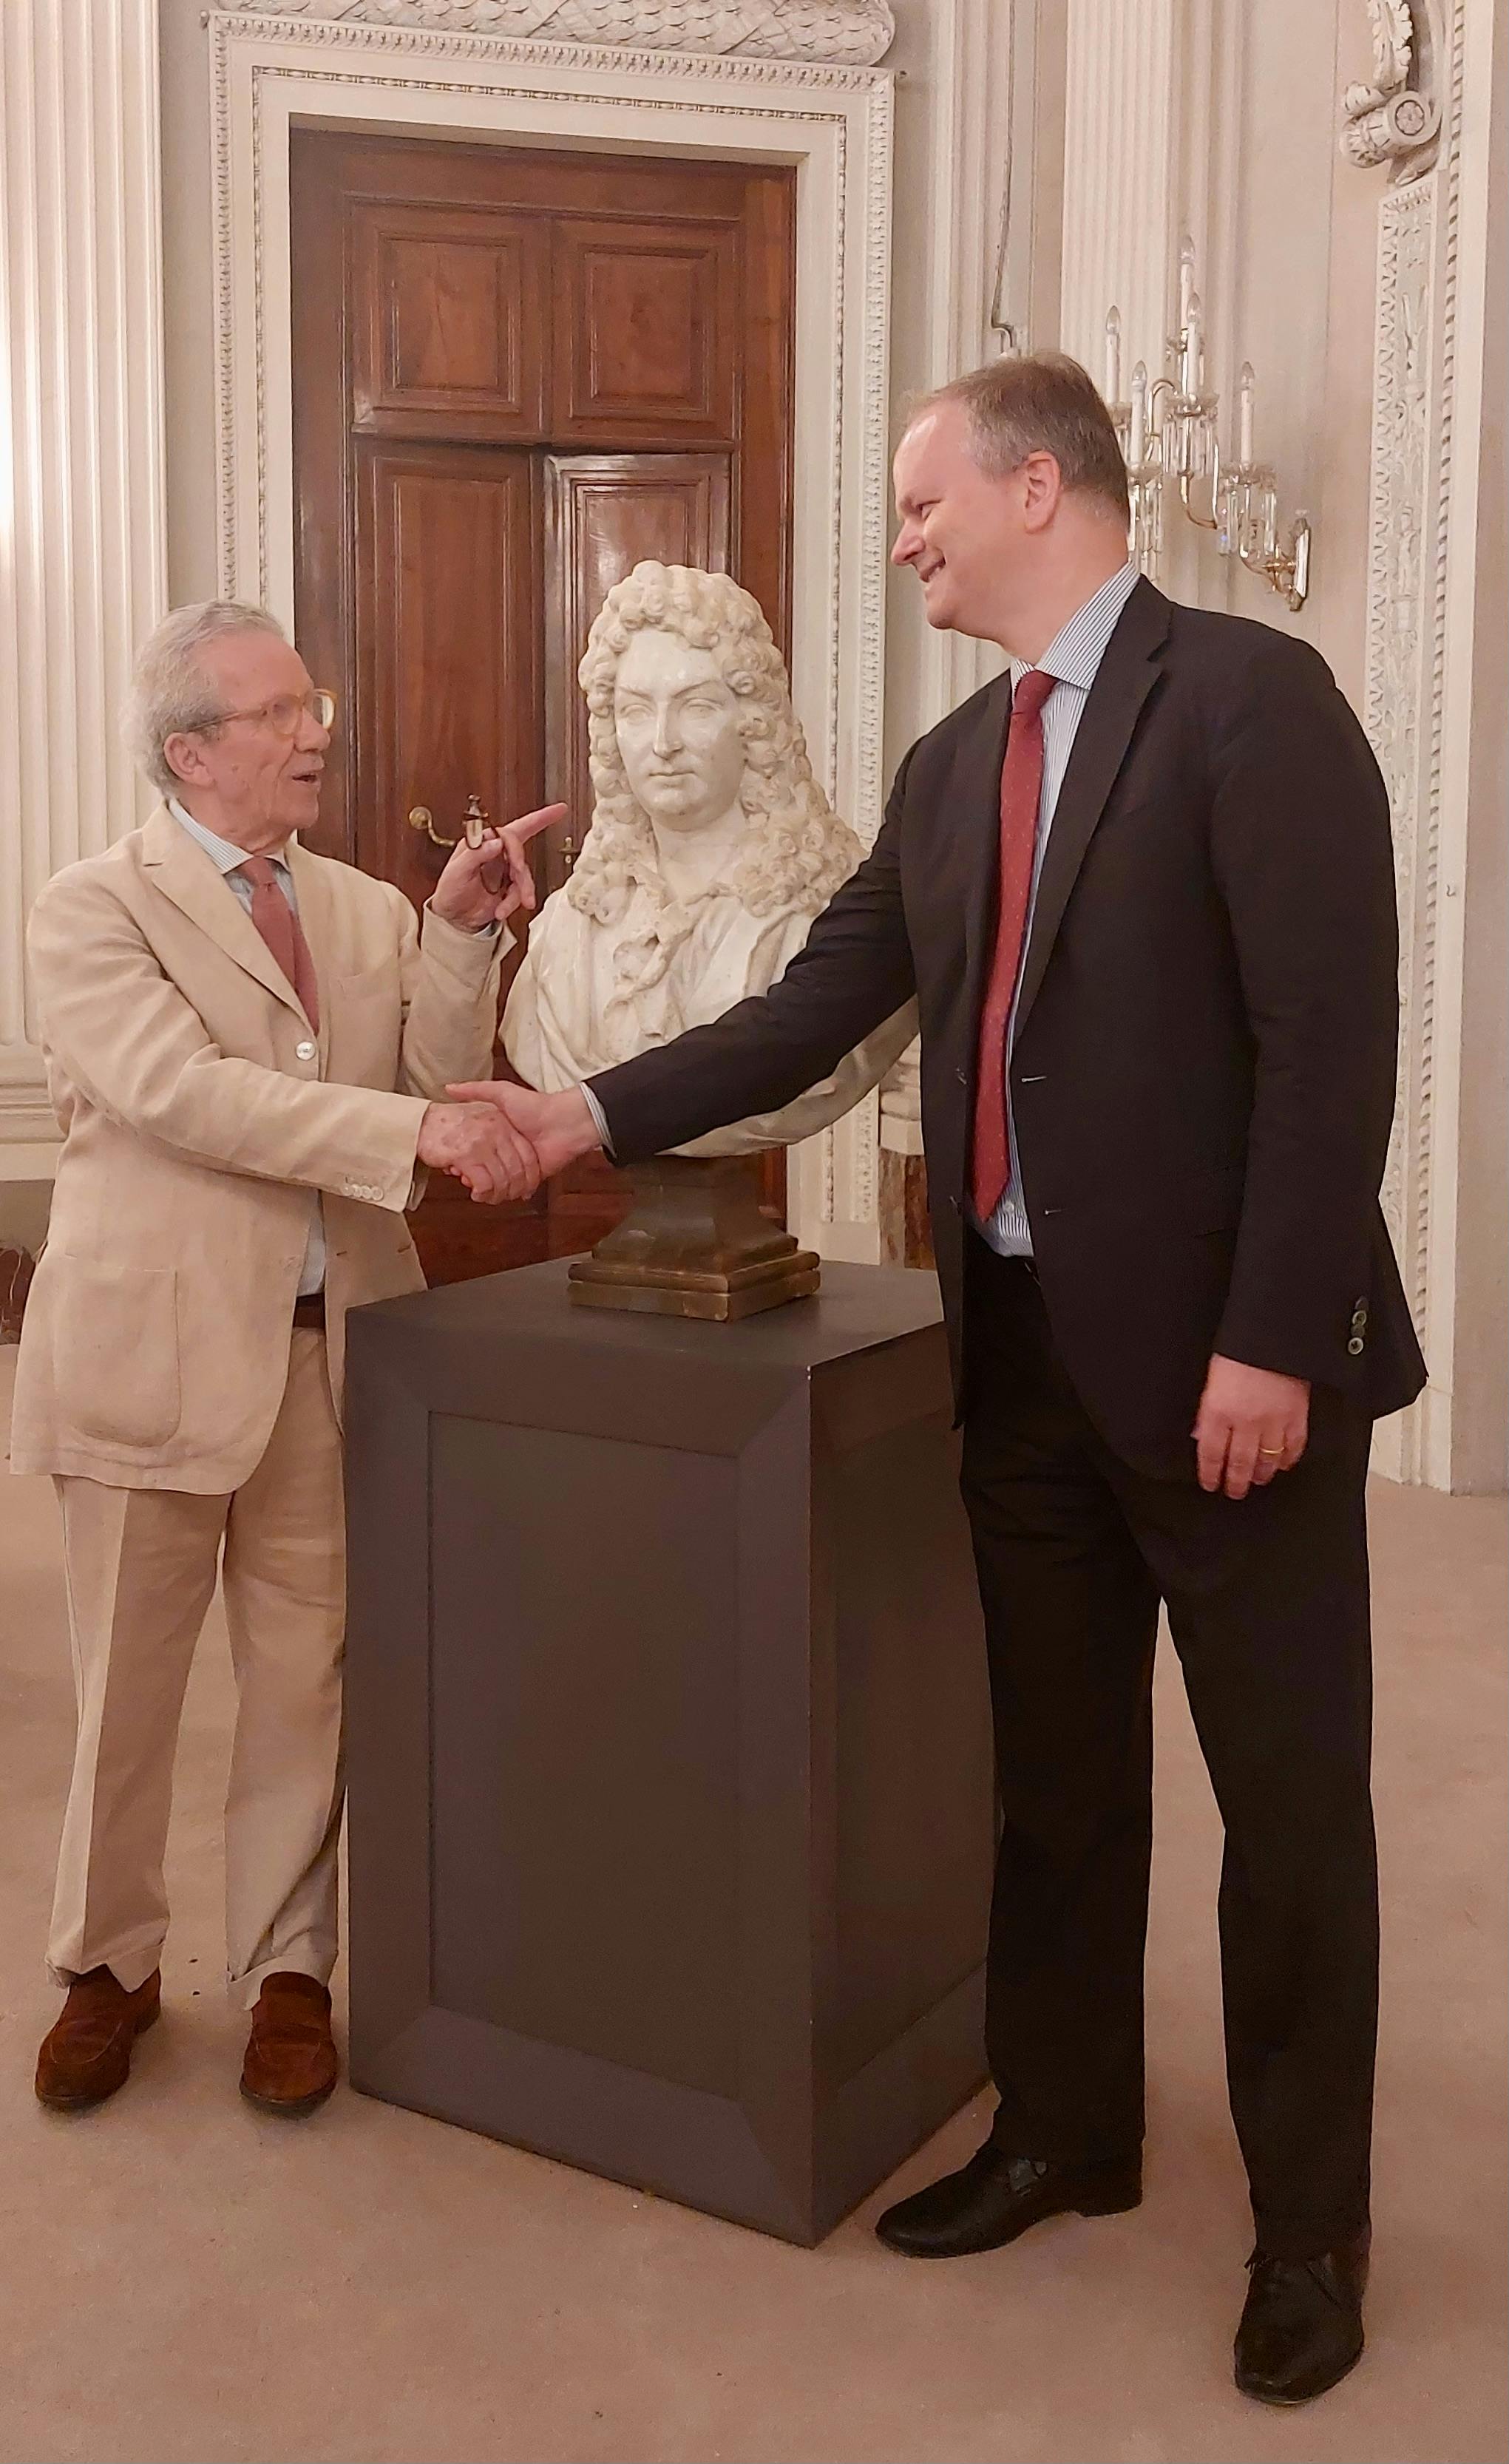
<box><xmin>1234</xmin><ymin>2236</ymin><xmax>1369</xmax><ymax>2404</ymax></box>
<box><xmin>875</xmin><ymin>2141</ymin><xmax>1142</xmax><ymax>2257</ymax></box>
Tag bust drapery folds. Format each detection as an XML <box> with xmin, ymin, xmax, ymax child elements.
<box><xmin>501</xmin><ymin>563</ymin><xmax>915</xmax><ymax>1155</ymax></box>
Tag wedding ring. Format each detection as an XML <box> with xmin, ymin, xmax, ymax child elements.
<box><xmin>1258</xmin><ymin>1446</ymin><xmax>1284</xmax><ymax>1456</ymax></box>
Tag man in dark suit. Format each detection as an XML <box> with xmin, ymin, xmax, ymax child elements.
<box><xmin>455</xmin><ymin>354</ymin><xmax>1425</xmax><ymax>2403</ymax></box>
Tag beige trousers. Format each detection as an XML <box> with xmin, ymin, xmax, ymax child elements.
<box><xmin>48</xmin><ymin>1330</ymin><xmax>345</xmax><ymax>2010</ymax></box>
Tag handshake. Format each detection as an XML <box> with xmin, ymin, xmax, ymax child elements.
<box><xmin>415</xmin><ymin>1081</ymin><xmax>604</xmax><ymax>1204</ymax></box>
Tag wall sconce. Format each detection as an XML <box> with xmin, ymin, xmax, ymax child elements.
<box><xmin>1101</xmin><ymin>240</ymin><xmax>1312</xmax><ymax>611</ymax></box>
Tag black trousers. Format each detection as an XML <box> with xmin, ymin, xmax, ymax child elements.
<box><xmin>959</xmin><ymin>1238</ymin><xmax>1378</xmax><ymax>2259</ymax></box>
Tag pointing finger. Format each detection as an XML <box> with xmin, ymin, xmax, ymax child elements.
<box><xmin>503</xmin><ymin>802</ymin><xmax>568</xmax><ymax>846</ymax></box>
<box><xmin>498</xmin><ymin>810</ymin><xmax>568</xmax><ymax>919</ymax></box>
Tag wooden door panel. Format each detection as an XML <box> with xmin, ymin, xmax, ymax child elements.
<box><xmin>352</xmin><ymin>205</ymin><xmax>549</xmax><ymax>441</ymax></box>
<box><xmin>356</xmin><ymin>446</ymin><xmax>540</xmax><ymax>905</ymax></box>
<box><xmin>552</xmin><ymin>218</ymin><xmax>738</xmax><ymax>443</ymax></box>
<box><xmin>541</xmin><ymin>452</ymin><xmax>731</xmax><ymax>895</ymax></box>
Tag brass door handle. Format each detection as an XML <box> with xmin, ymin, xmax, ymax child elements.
<box><xmin>407</xmin><ymin>794</ymin><xmax>491</xmax><ymax>851</ymax></box>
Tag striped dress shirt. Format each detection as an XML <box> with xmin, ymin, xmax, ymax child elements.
<box><xmin>975</xmin><ymin>560</ymin><xmax>1142</xmax><ymax>1258</ymax></box>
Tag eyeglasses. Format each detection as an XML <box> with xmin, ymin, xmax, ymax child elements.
<box><xmin>202</xmin><ymin>688</ymin><xmax>337</xmax><ymax>739</ymax></box>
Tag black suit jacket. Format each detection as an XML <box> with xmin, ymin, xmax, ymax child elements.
<box><xmin>591</xmin><ymin>580</ymin><xmax>1426</xmax><ymax>1472</ymax></box>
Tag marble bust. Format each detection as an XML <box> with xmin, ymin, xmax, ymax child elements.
<box><xmin>502</xmin><ymin>562</ymin><xmax>916</xmax><ymax>1155</ymax></box>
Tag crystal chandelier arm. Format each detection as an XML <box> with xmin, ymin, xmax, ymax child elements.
<box><xmin>1105</xmin><ymin>240</ymin><xmax>1312</xmax><ymax>608</ymax></box>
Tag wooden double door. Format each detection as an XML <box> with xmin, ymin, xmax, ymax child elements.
<box><xmin>291</xmin><ymin>132</ymin><xmax>795</xmax><ymax>1280</ymax></box>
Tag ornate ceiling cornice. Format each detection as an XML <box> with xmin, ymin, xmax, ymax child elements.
<box><xmin>220</xmin><ymin>0</ymin><xmax>896</xmax><ymax>66</ymax></box>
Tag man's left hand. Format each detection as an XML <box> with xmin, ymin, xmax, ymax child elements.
<box><xmin>1193</xmin><ymin>1354</ymin><xmax>1311</xmax><ymax>1499</ymax></box>
<box><xmin>430</xmin><ymin>804</ymin><xmax>567</xmax><ymax>933</ymax></box>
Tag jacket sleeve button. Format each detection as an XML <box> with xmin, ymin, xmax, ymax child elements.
<box><xmin>1347</xmin><ymin>1334</ymin><xmax>1366</xmax><ymax>1357</ymax></box>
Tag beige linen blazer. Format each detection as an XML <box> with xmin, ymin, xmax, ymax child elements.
<box><xmin>10</xmin><ymin>804</ymin><xmax>502</xmax><ymax>1491</ymax></box>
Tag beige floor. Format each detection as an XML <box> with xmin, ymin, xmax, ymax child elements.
<box><xmin>1</xmin><ymin>1354</ymin><xmax>1504</xmax><ymax>2464</ymax></box>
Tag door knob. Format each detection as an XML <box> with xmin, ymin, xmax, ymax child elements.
<box><xmin>407</xmin><ymin>795</ymin><xmax>492</xmax><ymax>851</ymax></box>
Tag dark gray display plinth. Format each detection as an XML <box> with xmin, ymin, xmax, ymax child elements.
<box><xmin>342</xmin><ymin>1258</ymin><xmax>993</xmax><ymax>2246</ymax></box>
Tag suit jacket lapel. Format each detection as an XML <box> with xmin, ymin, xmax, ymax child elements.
<box><xmin>140</xmin><ymin>803</ymin><xmax>311</xmax><ymax>1026</ymax></box>
<box><xmin>1011</xmin><ymin>580</ymin><xmax>1171</xmax><ymax>1040</ymax></box>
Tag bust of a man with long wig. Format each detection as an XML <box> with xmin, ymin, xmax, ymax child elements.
<box><xmin>501</xmin><ymin>562</ymin><xmax>915</xmax><ymax>1155</ymax></box>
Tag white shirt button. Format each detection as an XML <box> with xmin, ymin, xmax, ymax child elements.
<box><xmin>296</xmin><ymin>1039</ymin><xmax>317</xmax><ymax>1061</ymax></box>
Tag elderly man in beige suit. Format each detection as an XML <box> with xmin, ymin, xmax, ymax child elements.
<box><xmin>14</xmin><ymin>600</ymin><xmax>556</xmax><ymax>2117</ymax></box>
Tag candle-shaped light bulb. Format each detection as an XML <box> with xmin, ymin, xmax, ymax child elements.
<box><xmin>1178</xmin><ymin>236</ymin><xmax>1196</xmax><ymax>338</ymax></box>
<box><xmin>1105</xmin><ymin>305</ymin><xmax>1122</xmax><ymax>405</ymax></box>
<box><xmin>1238</xmin><ymin>360</ymin><xmax>1255</xmax><ymax>467</ymax></box>
<box><xmin>1181</xmin><ymin>291</ymin><xmax>1204</xmax><ymax>397</ymax></box>
<box><xmin>1128</xmin><ymin>360</ymin><xmax>1147</xmax><ymax>468</ymax></box>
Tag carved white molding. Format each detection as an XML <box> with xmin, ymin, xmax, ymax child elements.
<box><xmin>223</xmin><ymin>0</ymin><xmax>895</xmax><ymax>62</ymax></box>
<box><xmin>1340</xmin><ymin>0</ymin><xmax>1442</xmax><ymax>181</ymax></box>
<box><xmin>0</xmin><ymin>0</ymin><xmax>167</xmax><ymax>1169</ymax></box>
<box><xmin>208</xmin><ymin>5</ymin><xmax>895</xmax><ymax>1258</ymax></box>
<box><xmin>1363</xmin><ymin>0</ymin><xmax>1469</xmax><ymax>1484</ymax></box>
<box><xmin>1368</xmin><ymin>177</ymin><xmax>1442</xmax><ymax>1360</ymax></box>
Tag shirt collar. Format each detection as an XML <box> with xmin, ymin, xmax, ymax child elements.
<box><xmin>1008</xmin><ymin>560</ymin><xmax>1141</xmax><ymax>695</ymax></box>
<box><xmin>169</xmin><ymin>798</ymin><xmax>294</xmax><ymax>879</ymax></box>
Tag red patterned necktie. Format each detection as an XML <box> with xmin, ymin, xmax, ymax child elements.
<box><xmin>970</xmin><ymin>666</ymin><xmax>1056</xmax><ymax>1221</ymax></box>
<box><xmin>237</xmin><ymin>856</ymin><xmax>321</xmax><ymax>1032</ymax></box>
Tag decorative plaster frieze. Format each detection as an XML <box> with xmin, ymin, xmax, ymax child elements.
<box><xmin>222</xmin><ymin>0</ymin><xmax>895</xmax><ymax>64</ymax></box>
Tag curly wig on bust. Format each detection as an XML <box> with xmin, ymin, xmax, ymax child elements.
<box><xmin>568</xmin><ymin>562</ymin><xmax>863</xmax><ymax>925</ymax></box>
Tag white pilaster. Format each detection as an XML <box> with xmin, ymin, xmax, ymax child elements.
<box><xmin>1059</xmin><ymin>0</ymin><xmax>1179</xmax><ymax>389</ymax></box>
<box><xmin>912</xmin><ymin>0</ymin><xmax>1022</xmax><ymax>722</ymax></box>
<box><xmin>0</xmin><ymin>0</ymin><xmax>167</xmax><ymax>1172</ymax></box>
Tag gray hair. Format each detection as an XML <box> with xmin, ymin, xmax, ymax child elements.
<box><xmin>123</xmin><ymin>600</ymin><xmax>286</xmax><ymax>795</ymax></box>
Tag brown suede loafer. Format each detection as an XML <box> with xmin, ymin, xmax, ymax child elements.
<box><xmin>240</xmin><ymin>1971</ymin><xmax>338</xmax><ymax>2116</ymax></box>
<box><xmin>35</xmin><ymin>1966</ymin><xmax>161</xmax><ymax>2111</ymax></box>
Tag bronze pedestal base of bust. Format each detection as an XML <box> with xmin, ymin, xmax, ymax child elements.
<box><xmin>568</xmin><ymin>1155</ymin><xmax>820</xmax><ymax>1321</ymax></box>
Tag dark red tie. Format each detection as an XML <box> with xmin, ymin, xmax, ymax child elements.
<box><xmin>971</xmin><ymin>667</ymin><xmax>1056</xmax><ymax>1221</ymax></box>
<box><xmin>237</xmin><ymin>857</ymin><xmax>321</xmax><ymax>1031</ymax></box>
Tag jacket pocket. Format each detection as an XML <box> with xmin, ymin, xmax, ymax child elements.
<box><xmin>51</xmin><ymin>1254</ymin><xmax>181</xmax><ymax>1450</ymax></box>
<box><xmin>336</xmin><ymin>960</ymin><xmax>393</xmax><ymax>1000</ymax></box>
